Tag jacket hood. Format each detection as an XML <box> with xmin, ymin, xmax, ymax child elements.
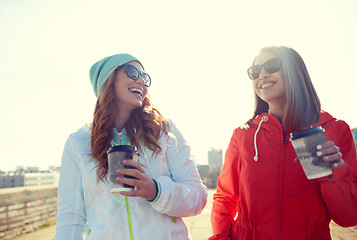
<box><xmin>250</xmin><ymin>110</ymin><xmax>336</xmax><ymax>131</ymax></box>
<box><xmin>249</xmin><ymin>110</ymin><xmax>336</xmax><ymax>161</ymax></box>
<box><xmin>316</xmin><ymin>110</ymin><xmax>336</xmax><ymax>126</ymax></box>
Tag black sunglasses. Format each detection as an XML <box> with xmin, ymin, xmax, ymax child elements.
<box><xmin>247</xmin><ymin>58</ymin><xmax>282</xmax><ymax>80</ymax></box>
<box><xmin>124</xmin><ymin>64</ymin><xmax>151</xmax><ymax>87</ymax></box>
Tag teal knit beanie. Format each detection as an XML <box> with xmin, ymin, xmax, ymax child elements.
<box><xmin>89</xmin><ymin>53</ymin><xmax>144</xmax><ymax>97</ymax></box>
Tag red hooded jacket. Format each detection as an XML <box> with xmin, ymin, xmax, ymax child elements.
<box><xmin>210</xmin><ymin>111</ymin><xmax>357</xmax><ymax>240</ymax></box>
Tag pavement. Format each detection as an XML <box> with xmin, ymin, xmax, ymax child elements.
<box><xmin>11</xmin><ymin>189</ymin><xmax>357</xmax><ymax>240</ymax></box>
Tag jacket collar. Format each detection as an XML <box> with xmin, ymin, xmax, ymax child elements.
<box><xmin>314</xmin><ymin>110</ymin><xmax>335</xmax><ymax>127</ymax></box>
<box><xmin>251</xmin><ymin>110</ymin><xmax>335</xmax><ymax>132</ymax></box>
<box><xmin>251</xmin><ymin>112</ymin><xmax>281</xmax><ymax>130</ymax></box>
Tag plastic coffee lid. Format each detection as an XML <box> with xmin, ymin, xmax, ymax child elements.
<box><xmin>290</xmin><ymin>126</ymin><xmax>325</xmax><ymax>140</ymax></box>
<box><xmin>107</xmin><ymin>145</ymin><xmax>138</xmax><ymax>154</ymax></box>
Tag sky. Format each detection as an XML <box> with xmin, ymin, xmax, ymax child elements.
<box><xmin>1</xmin><ymin>0</ymin><xmax>356</xmax><ymax>171</ymax></box>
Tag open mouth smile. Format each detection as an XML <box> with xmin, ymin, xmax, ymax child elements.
<box><xmin>260</xmin><ymin>82</ymin><xmax>274</xmax><ymax>90</ymax></box>
<box><xmin>129</xmin><ymin>88</ymin><xmax>143</xmax><ymax>97</ymax></box>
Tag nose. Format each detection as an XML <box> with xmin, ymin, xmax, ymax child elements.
<box><xmin>258</xmin><ymin>67</ymin><xmax>269</xmax><ymax>80</ymax></box>
<box><xmin>136</xmin><ymin>73</ymin><xmax>146</xmax><ymax>86</ymax></box>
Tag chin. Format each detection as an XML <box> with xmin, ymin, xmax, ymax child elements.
<box><xmin>131</xmin><ymin>102</ymin><xmax>143</xmax><ymax>110</ymax></box>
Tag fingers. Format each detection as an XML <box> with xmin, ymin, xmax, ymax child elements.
<box><xmin>316</xmin><ymin>141</ymin><xmax>334</xmax><ymax>149</ymax></box>
<box><xmin>116</xmin><ymin>167</ymin><xmax>143</xmax><ymax>180</ymax></box>
<box><xmin>316</xmin><ymin>141</ymin><xmax>342</xmax><ymax>162</ymax></box>
<box><xmin>115</xmin><ymin>160</ymin><xmax>145</xmax><ymax>189</ymax></box>
<box><xmin>120</xmin><ymin>189</ymin><xmax>140</xmax><ymax>198</ymax></box>
<box><xmin>117</xmin><ymin>177</ymin><xmax>157</xmax><ymax>201</ymax></box>
<box><xmin>114</xmin><ymin>160</ymin><xmax>145</xmax><ymax>180</ymax></box>
<box><xmin>316</xmin><ymin>141</ymin><xmax>345</xmax><ymax>171</ymax></box>
<box><xmin>115</xmin><ymin>161</ymin><xmax>158</xmax><ymax>201</ymax></box>
<box><xmin>122</xmin><ymin>159</ymin><xmax>145</xmax><ymax>173</ymax></box>
<box><xmin>331</xmin><ymin>159</ymin><xmax>345</xmax><ymax>170</ymax></box>
<box><xmin>319</xmin><ymin>152</ymin><xmax>343</xmax><ymax>162</ymax></box>
<box><xmin>115</xmin><ymin>176</ymin><xmax>140</xmax><ymax>193</ymax></box>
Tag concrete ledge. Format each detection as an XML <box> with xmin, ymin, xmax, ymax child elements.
<box><xmin>0</xmin><ymin>185</ymin><xmax>58</xmax><ymax>239</ymax></box>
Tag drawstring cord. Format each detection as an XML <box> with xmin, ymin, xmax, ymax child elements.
<box><xmin>254</xmin><ymin>116</ymin><xmax>268</xmax><ymax>161</ymax></box>
<box><xmin>111</xmin><ymin>128</ymin><xmax>135</xmax><ymax>240</ymax></box>
<box><xmin>87</xmin><ymin>124</ymin><xmax>135</xmax><ymax>239</ymax></box>
<box><xmin>125</xmin><ymin>196</ymin><xmax>134</xmax><ymax>240</ymax></box>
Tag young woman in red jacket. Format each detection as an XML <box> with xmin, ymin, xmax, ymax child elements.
<box><xmin>210</xmin><ymin>46</ymin><xmax>357</xmax><ymax>240</ymax></box>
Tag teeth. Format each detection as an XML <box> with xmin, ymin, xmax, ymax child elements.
<box><xmin>129</xmin><ymin>88</ymin><xmax>143</xmax><ymax>96</ymax></box>
<box><xmin>261</xmin><ymin>82</ymin><xmax>273</xmax><ymax>89</ymax></box>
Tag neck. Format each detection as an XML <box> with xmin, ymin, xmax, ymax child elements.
<box><xmin>114</xmin><ymin>110</ymin><xmax>132</xmax><ymax>132</ymax></box>
<box><xmin>268</xmin><ymin>103</ymin><xmax>285</xmax><ymax>122</ymax></box>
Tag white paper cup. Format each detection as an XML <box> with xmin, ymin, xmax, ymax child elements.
<box><xmin>107</xmin><ymin>145</ymin><xmax>138</xmax><ymax>193</ymax></box>
<box><xmin>290</xmin><ymin>126</ymin><xmax>332</xmax><ymax>179</ymax></box>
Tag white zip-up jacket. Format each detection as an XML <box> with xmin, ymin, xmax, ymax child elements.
<box><xmin>55</xmin><ymin>120</ymin><xmax>207</xmax><ymax>240</ymax></box>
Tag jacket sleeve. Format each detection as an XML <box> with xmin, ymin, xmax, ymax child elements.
<box><xmin>150</xmin><ymin>120</ymin><xmax>207</xmax><ymax>217</ymax></box>
<box><xmin>55</xmin><ymin>135</ymin><xmax>87</xmax><ymax>240</ymax></box>
<box><xmin>210</xmin><ymin>129</ymin><xmax>241</xmax><ymax>240</ymax></box>
<box><xmin>319</xmin><ymin>120</ymin><xmax>357</xmax><ymax>227</ymax></box>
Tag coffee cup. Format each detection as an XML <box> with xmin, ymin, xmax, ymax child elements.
<box><xmin>107</xmin><ymin>145</ymin><xmax>139</xmax><ymax>193</ymax></box>
<box><xmin>290</xmin><ymin>126</ymin><xmax>332</xmax><ymax>179</ymax></box>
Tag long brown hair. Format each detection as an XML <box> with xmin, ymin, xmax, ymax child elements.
<box><xmin>90</xmin><ymin>67</ymin><xmax>168</xmax><ymax>183</ymax></box>
<box><xmin>247</xmin><ymin>46</ymin><xmax>321</xmax><ymax>131</ymax></box>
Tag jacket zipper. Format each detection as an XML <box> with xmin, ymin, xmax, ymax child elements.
<box><xmin>113</xmin><ymin>128</ymin><xmax>122</xmax><ymax>145</ymax></box>
<box><xmin>113</xmin><ymin>128</ymin><xmax>134</xmax><ymax>239</ymax></box>
<box><xmin>278</xmin><ymin>135</ymin><xmax>288</xmax><ymax>238</ymax></box>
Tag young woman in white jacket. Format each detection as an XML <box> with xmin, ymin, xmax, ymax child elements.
<box><xmin>55</xmin><ymin>54</ymin><xmax>207</xmax><ymax>240</ymax></box>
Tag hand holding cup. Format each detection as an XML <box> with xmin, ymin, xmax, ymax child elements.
<box><xmin>116</xmin><ymin>160</ymin><xmax>158</xmax><ymax>201</ymax></box>
<box><xmin>291</xmin><ymin>126</ymin><xmax>333</xmax><ymax>179</ymax></box>
<box><xmin>316</xmin><ymin>141</ymin><xmax>344</xmax><ymax>170</ymax></box>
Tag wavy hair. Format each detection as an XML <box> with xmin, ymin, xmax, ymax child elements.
<box><xmin>90</xmin><ymin>67</ymin><xmax>169</xmax><ymax>183</ymax></box>
<box><xmin>247</xmin><ymin>46</ymin><xmax>321</xmax><ymax>131</ymax></box>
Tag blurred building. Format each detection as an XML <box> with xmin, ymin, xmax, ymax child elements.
<box><xmin>208</xmin><ymin>148</ymin><xmax>223</xmax><ymax>171</ymax></box>
<box><xmin>25</xmin><ymin>166</ymin><xmax>40</xmax><ymax>173</ymax></box>
<box><xmin>0</xmin><ymin>167</ymin><xmax>60</xmax><ymax>188</ymax></box>
<box><xmin>24</xmin><ymin>172</ymin><xmax>59</xmax><ymax>187</ymax></box>
<box><xmin>198</xmin><ymin>148</ymin><xmax>222</xmax><ymax>189</ymax></box>
<box><xmin>0</xmin><ymin>172</ymin><xmax>24</xmax><ymax>188</ymax></box>
<box><xmin>196</xmin><ymin>164</ymin><xmax>209</xmax><ymax>179</ymax></box>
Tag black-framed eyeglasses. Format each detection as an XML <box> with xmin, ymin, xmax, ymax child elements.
<box><xmin>247</xmin><ymin>58</ymin><xmax>282</xmax><ymax>80</ymax></box>
<box><xmin>124</xmin><ymin>64</ymin><xmax>151</xmax><ymax>87</ymax></box>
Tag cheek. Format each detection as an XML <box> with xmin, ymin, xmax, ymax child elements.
<box><xmin>274</xmin><ymin>71</ymin><xmax>285</xmax><ymax>82</ymax></box>
<box><xmin>114</xmin><ymin>78</ymin><xmax>121</xmax><ymax>90</ymax></box>
<box><xmin>143</xmin><ymin>88</ymin><xmax>148</xmax><ymax>98</ymax></box>
<box><xmin>114</xmin><ymin>83</ymin><xmax>121</xmax><ymax>96</ymax></box>
<box><xmin>252</xmin><ymin>81</ymin><xmax>259</xmax><ymax>92</ymax></box>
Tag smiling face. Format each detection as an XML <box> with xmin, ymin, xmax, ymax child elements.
<box><xmin>114</xmin><ymin>60</ymin><xmax>148</xmax><ymax>115</ymax></box>
<box><xmin>252</xmin><ymin>52</ymin><xmax>286</xmax><ymax>111</ymax></box>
